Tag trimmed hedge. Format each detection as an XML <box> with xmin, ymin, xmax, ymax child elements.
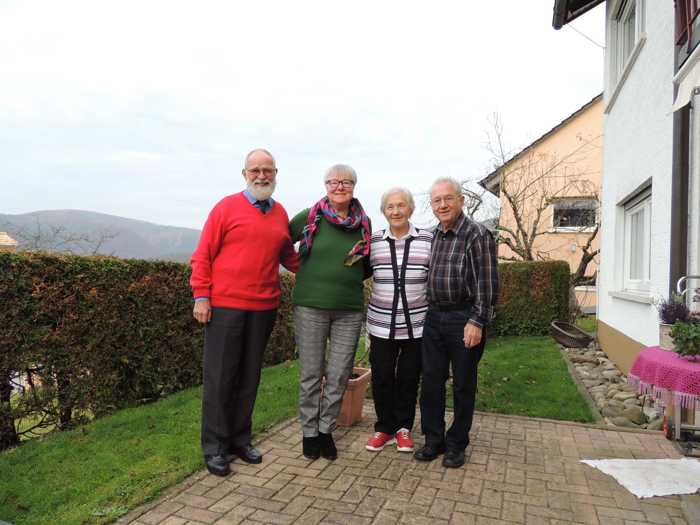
<box><xmin>0</xmin><ymin>253</ymin><xmax>567</xmax><ymax>450</ymax></box>
<box><xmin>491</xmin><ymin>260</ymin><xmax>570</xmax><ymax>336</ymax></box>
<box><xmin>0</xmin><ymin>252</ymin><xmax>295</xmax><ymax>450</ymax></box>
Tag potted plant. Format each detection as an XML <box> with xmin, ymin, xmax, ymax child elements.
<box><xmin>656</xmin><ymin>293</ymin><xmax>690</xmax><ymax>350</ymax></box>
<box><xmin>337</xmin><ymin>332</ymin><xmax>372</xmax><ymax>427</ymax></box>
<box><xmin>670</xmin><ymin>315</ymin><xmax>700</xmax><ymax>360</ymax></box>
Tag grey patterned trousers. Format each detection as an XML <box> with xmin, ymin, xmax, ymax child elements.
<box><xmin>294</xmin><ymin>306</ymin><xmax>363</xmax><ymax>436</ymax></box>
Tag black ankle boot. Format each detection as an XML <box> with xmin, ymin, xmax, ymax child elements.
<box><xmin>302</xmin><ymin>436</ymin><xmax>320</xmax><ymax>459</ymax></box>
<box><xmin>318</xmin><ymin>431</ymin><xmax>337</xmax><ymax>460</ymax></box>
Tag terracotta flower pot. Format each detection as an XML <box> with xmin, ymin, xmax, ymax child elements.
<box><xmin>337</xmin><ymin>366</ymin><xmax>371</xmax><ymax>427</ymax></box>
<box><xmin>659</xmin><ymin>323</ymin><xmax>675</xmax><ymax>350</ymax></box>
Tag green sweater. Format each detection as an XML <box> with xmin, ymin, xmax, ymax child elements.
<box><xmin>289</xmin><ymin>208</ymin><xmax>370</xmax><ymax>311</ymax></box>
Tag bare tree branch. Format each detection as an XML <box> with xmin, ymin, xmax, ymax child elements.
<box><xmin>6</xmin><ymin>217</ymin><xmax>118</xmax><ymax>255</ymax></box>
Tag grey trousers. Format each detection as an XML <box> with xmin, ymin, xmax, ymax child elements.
<box><xmin>294</xmin><ymin>306</ymin><xmax>363</xmax><ymax>436</ymax></box>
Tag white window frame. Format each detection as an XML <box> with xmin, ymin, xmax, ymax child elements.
<box><xmin>605</xmin><ymin>0</ymin><xmax>646</xmax><ymax>113</ymax></box>
<box><xmin>622</xmin><ymin>188</ymin><xmax>652</xmax><ymax>292</ymax></box>
<box><xmin>550</xmin><ymin>197</ymin><xmax>598</xmax><ymax>233</ymax></box>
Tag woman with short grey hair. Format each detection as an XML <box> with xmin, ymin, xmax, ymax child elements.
<box><xmin>289</xmin><ymin>164</ymin><xmax>372</xmax><ymax>460</ymax></box>
<box><xmin>364</xmin><ymin>187</ymin><xmax>433</xmax><ymax>453</ymax></box>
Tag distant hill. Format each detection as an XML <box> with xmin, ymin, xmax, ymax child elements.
<box><xmin>0</xmin><ymin>210</ymin><xmax>201</xmax><ymax>262</ymax></box>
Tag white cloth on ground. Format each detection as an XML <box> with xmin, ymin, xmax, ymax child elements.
<box><xmin>580</xmin><ymin>458</ymin><xmax>700</xmax><ymax>498</ymax></box>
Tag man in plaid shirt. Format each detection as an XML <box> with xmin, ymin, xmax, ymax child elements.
<box><xmin>415</xmin><ymin>177</ymin><xmax>499</xmax><ymax>468</ymax></box>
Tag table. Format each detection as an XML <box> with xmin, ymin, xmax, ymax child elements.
<box><xmin>628</xmin><ymin>346</ymin><xmax>700</xmax><ymax>441</ymax></box>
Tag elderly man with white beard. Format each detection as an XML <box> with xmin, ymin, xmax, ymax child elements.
<box><xmin>190</xmin><ymin>148</ymin><xmax>299</xmax><ymax>477</ymax></box>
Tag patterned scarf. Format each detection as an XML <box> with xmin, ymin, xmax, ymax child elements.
<box><xmin>299</xmin><ymin>196</ymin><xmax>371</xmax><ymax>266</ymax></box>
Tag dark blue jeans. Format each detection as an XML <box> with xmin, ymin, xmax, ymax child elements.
<box><xmin>419</xmin><ymin>307</ymin><xmax>486</xmax><ymax>451</ymax></box>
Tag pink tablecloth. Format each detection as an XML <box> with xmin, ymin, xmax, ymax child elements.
<box><xmin>628</xmin><ymin>346</ymin><xmax>700</xmax><ymax>409</ymax></box>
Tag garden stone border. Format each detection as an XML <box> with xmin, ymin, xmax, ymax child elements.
<box><xmin>557</xmin><ymin>340</ymin><xmax>664</xmax><ymax>431</ymax></box>
<box><xmin>558</xmin><ymin>346</ymin><xmax>604</xmax><ymax>424</ymax></box>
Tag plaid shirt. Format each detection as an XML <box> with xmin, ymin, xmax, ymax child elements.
<box><xmin>427</xmin><ymin>212</ymin><xmax>499</xmax><ymax>327</ymax></box>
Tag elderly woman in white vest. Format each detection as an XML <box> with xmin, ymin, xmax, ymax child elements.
<box><xmin>365</xmin><ymin>187</ymin><xmax>433</xmax><ymax>453</ymax></box>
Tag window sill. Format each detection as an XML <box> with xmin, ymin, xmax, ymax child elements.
<box><xmin>548</xmin><ymin>227</ymin><xmax>597</xmax><ymax>234</ymax></box>
<box><xmin>608</xmin><ymin>290</ymin><xmax>654</xmax><ymax>304</ymax></box>
<box><xmin>605</xmin><ymin>35</ymin><xmax>647</xmax><ymax>115</ymax></box>
<box><xmin>674</xmin><ymin>41</ymin><xmax>700</xmax><ymax>83</ymax></box>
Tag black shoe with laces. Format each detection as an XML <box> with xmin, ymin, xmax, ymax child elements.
<box><xmin>232</xmin><ymin>444</ymin><xmax>263</xmax><ymax>464</ymax></box>
<box><xmin>442</xmin><ymin>449</ymin><xmax>466</xmax><ymax>468</ymax></box>
<box><xmin>318</xmin><ymin>431</ymin><xmax>337</xmax><ymax>460</ymax></box>
<box><xmin>413</xmin><ymin>443</ymin><xmax>446</xmax><ymax>462</ymax></box>
<box><xmin>204</xmin><ymin>454</ymin><xmax>231</xmax><ymax>477</ymax></box>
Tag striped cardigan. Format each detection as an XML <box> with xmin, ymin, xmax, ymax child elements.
<box><xmin>366</xmin><ymin>225</ymin><xmax>433</xmax><ymax>339</ymax></box>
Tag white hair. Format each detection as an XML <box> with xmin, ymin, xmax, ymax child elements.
<box><xmin>380</xmin><ymin>187</ymin><xmax>415</xmax><ymax>215</ymax></box>
<box><xmin>429</xmin><ymin>176</ymin><xmax>462</xmax><ymax>197</ymax></box>
<box><xmin>244</xmin><ymin>148</ymin><xmax>276</xmax><ymax>167</ymax></box>
<box><xmin>324</xmin><ymin>164</ymin><xmax>357</xmax><ymax>183</ymax></box>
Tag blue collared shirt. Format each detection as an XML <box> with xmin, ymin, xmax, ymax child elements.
<box><xmin>243</xmin><ymin>189</ymin><xmax>274</xmax><ymax>214</ymax></box>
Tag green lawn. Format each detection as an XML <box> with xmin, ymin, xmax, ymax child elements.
<box><xmin>575</xmin><ymin>315</ymin><xmax>598</xmax><ymax>333</ymax></box>
<box><xmin>367</xmin><ymin>336</ymin><xmax>594</xmax><ymax>423</ymax></box>
<box><xmin>0</xmin><ymin>360</ymin><xmax>299</xmax><ymax>525</ymax></box>
<box><xmin>471</xmin><ymin>336</ymin><xmax>594</xmax><ymax>422</ymax></box>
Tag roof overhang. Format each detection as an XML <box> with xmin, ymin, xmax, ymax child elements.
<box><xmin>478</xmin><ymin>171</ymin><xmax>500</xmax><ymax>196</ymax></box>
<box><xmin>552</xmin><ymin>0</ymin><xmax>604</xmax><ymax>30</ymax></box>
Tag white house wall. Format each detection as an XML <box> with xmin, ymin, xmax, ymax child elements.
<box><xmin>598</xmin><ymin>1</ymin><xmax>674</xmax><ymax>348</ymax></box>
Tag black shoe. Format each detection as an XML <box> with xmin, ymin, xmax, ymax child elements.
<box><xmin>204</xmin><ymin>454</ymin><xmax>231</xmax><ymax>477</ymax></box>
<box><xmin>318</xmin><ymin>431</ymin><xmax>337</xmax><ymax>460</ymax></box>
<box><xmin>413</xmin><ymin>443</ymin><xmax>446</xmax><ymax>462</ymax></box>
<box><xmin>303</xmin><ymin>436</ymin><xmax>321</xmax><ymax>460</ymax></box>
<box><xmin>232</xmin><ymin>444</ymin><xmax>262</xmax><ymax>464</ymax></box>
<box><xmin>442</xmin><ymin>449</ymin><xmax>466</xmax><ymax>468</ymax></box>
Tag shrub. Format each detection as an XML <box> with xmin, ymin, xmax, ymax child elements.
<box><xmin>0</xmin><ymin>253</ymin><xmax>567</xmax><ymax>449</ymax></box>
<box><xmin>0</xmin><ymin>252</ymin><xmax>296</xmax><ymax>449</ymax></box>
<box><xmin>670</xmin><ymin>317</ymin><xmax>700</xmax><ymax>359</ymax></box>
<box><xmin>490</xmin><ymin>260</ymin><xmax>570</xmax><ymax>336</ymax></box>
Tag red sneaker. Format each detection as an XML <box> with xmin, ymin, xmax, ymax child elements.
<box><xmin>395</xmin><ymin>428</ymin><xmax>414</xmax><ymax>452</ymax></box>
<box><xmin>366</xmin><ymin>432</ymin><xmax>396</xmax><ymax>451</ymax></box>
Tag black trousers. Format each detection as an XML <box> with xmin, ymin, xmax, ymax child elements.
<box><xmin>369</xmin><ymin>335</ymin><xmax>422</xmax><ymax>434</ymax></box>
<box><xmin>201</xmin><ymin>307</ymin><xmax>277</xmax><ymax>456</ymax></box>
<box><xmin>419</xmin><ymin>308</ymin><xmax>486</xmax><ymax>451</ymax></box>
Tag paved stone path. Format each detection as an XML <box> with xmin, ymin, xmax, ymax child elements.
<box><xmin>119</xmin><ymin>404</ymin><xmax>698</xmax><ymax>525</ymax></box>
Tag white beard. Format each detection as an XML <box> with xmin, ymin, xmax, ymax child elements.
<box><xmin>247</xmin><ymin>179</ymin><xmax>276</xmax><ymax>201</ymax></box>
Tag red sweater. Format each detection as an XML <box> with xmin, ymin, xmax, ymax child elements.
<box><xmin>190</xmin><ymin>192</ymin><xmax>299</xmax><ymax>310</ymax></box>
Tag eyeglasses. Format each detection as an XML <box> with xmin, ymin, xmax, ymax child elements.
<box><xmin>246</xmin><ymin>167</ymin><xmax>277</xmax><ymax>177</ymax></box>
<box><xmin>325</xmin><ymin>179</ymin><xmax>355</xmax><ymax>189</ymax></box>
<box><xmin>431</xmin><ymin>195</ymin><xmax>459</xmax><ymax>206</ymax></box>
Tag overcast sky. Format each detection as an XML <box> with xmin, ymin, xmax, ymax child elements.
<box><xmin>1</xmin><ymin>1</ymin><xmax>605</xmax><ymax>230</ymax></box>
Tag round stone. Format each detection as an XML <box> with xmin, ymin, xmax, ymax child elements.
<box><xmin>611</xmin><ymin>416</ymin><xmax>640</xmax><ymax>428</ymax></box>
<box><xmin>622</xmin><ymin>406</ymin><xmax>646</xmax><ymax>425</ymax></box>
<box><xmin>602</xmin><ymin>405</ymin><xmax>623</xmax><ymax>418</ymax></box>
<box><xmin>613</xmin><ymin>391</ymin><xmax>637</xmax><ymax>402</ymax></box>
<box><xmin>647</xmin><ymin>417</ymin><xmax>664</xmax><ymax>431</ymax></box>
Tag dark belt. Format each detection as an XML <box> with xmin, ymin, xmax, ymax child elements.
<box><xmin>429</xmin><ymin>302</ymin><xmax>471</xmax><ymax>312</ymax></box>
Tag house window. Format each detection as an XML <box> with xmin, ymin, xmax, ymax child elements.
<box><xmin>552</xmin><ymin>198</ymin><xmax>598</xmax><ymax>231</ymax></box>
<box><xmin>623</xmin><ymin>188</ymin><xmax>652</xmax><ymax>292</ymax></box>
<box><xmin>610</xmin><ymin>0</ymin><xmax>645</xmax><ymax>86</ymax></box>
<box><xmin>675</xmin><ymin>0</ymin><xmax>700</xmax><ymax>68</ymax></box>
